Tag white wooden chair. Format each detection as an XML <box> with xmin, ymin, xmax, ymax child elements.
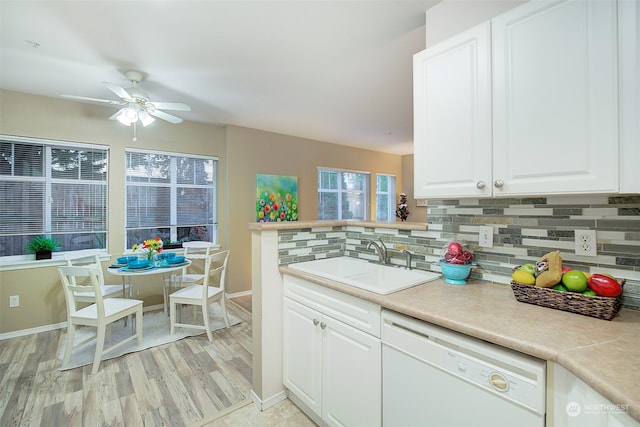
<box><xmin>162</xmin><ymin>241</ymin><xmax>216</xmax><ymax>309</ymax></box>
<box><xmin>58</xmin><ymin>265</ymin><xmax>143</xmax><ymax>374</ymax></box>
<box><xmin>169</xmin><ymin>250</ymin><xmax>230</xmax><ymax>341</ymax></box>
<box><xmin>65</xmin><ymin>253</ymin><xmax>129</xmax><ymax>303</ymax></box>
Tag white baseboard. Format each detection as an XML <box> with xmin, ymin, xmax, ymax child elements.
<box><xmin>0</xmin><ymin>321</ymin><xmax>67</xmax><ymax>341</ymax></box>
<box><xmin>227</xmin><ymin>289</ymin><xmax>252</xmax><ymax>299</ymax></box>
<box><xmin>249</xmin><ymin>389</ymin><xmax>287</xmax><ymax>411</ymax></box>
<box><xmin>0</xmin><ymin>303</ymin><xmax>165</xmax><ymax>341</ymax></box>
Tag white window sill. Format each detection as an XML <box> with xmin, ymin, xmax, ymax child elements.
<box><xmin>0</xmin><ymin>250</ymin><xmax>111</xmax><ymax>272</ymax></box>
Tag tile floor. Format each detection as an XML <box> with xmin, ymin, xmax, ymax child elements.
<box><xmin>194</xmin><ymin>398</ymin><xmax>316</xmax><ymax>426</ymax></box>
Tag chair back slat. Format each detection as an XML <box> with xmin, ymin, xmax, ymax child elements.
<box><xmin>202</xmin><ymin>250</ymin><xmax>230</xmax><ymax>296</ymax></box>
<box><xmin>58</xmin><ymin>265</ymin><xmax>105</xmax><ymax>318</ymax></box>
<box><xmin>183</xmin><ymin>241</ymin><xmax>216</xmax><ymax>259</ymax></box>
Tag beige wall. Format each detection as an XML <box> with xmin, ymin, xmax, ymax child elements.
<box><xmin>0</xmin><ymin>90</ymin><xmax>407</xmax><ymax>334</ymax></box>
<box><xmin>225</xmin><ymin>125</ymin><xmax>405</xmax><ymax>294</ymax></box>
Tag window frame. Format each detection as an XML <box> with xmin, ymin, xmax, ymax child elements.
<box><xmin>317</xmin><ymin>167</ymin><xmax>370</xmax><ymax>220</ymax></box>
<box><xmin>375</xmin><ymin>173</ymin><xmax>397</xmax><ymax>222</ymax></box>
<box><xmin>124</xmin><ymin>148</ymin><xmax>218</xmax><ymax>251</ymax></box>
<box><xmin>0</xmin><ymin>134</ymin><xmax>109</xmax><ymax>264</ymax></box>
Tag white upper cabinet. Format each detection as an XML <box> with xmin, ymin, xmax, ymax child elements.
<box><xmin>492</xmin><ymin>0</ymin><xmax>618</xmax><ymax>195</ymax></box>
<box><xmin>414</xmin><ymin>22</ymin><xmax>492</xmax><ymax>198</ymax></box>
<box><xmin>619</xmin><ymin>0</ymin><xmax>640</xmax><ymax>193</ymax></box>
<box><xmin>414</xmin><ymin>0</ymin><xmax>630</xmax><ymax>198</ymax></box>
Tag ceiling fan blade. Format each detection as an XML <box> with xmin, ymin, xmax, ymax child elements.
<box><xmin>102</xmin><ymin>82</ymin><xmax>133</xmax><ymax>101</ymax></box>
<box><xmin>60</xmin><ymin>94</ymin><xmax>125</xmax><ymax>106</ymax></box>
<box><xmin>148</xmin><ymin>102</ymin><xmax>191</xmax><ymax>111</ymax></box>
<box><xmin>148</xmin><ymin>109</ymin><xmax>183</xmax><ymax>124</ymax></box>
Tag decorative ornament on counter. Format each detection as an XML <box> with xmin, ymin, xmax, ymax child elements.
<box><xmin>395</xmin><ymin>193</ymin><xmax>410</xmax><ymax>222</ymax></box>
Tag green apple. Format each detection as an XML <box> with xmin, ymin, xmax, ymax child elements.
<box><xmin>517</xmin><ymin>263</ymin><xmax>536</xmax><ymax>276</ymax></box>
<box><xmin>562</xmin><ymin>270</ymin><xmax>588</xmax><ymax>292</ymax></box>
<box><xmin>552</xmin><ymin>284</ymin><xmax>568</xmax><ymax>292</ymax></box>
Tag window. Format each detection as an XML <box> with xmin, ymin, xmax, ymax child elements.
<box><xmin>318</xmin><ymin>168</ymin><xmax>369</xmax><ymax>220</ymax></box>
<box><xmin>376</xmin><ymin>174</ymin><xmax>396</xmax><ymax>221</ymax></box>
<box><xmin>125</xmin><ymin>149</ymin><xmax>217</xmax><ymax>249</ymax></box>
<box><xmin>0</xmin><ymin>135</ymin><xmax>108</xmax><ymax>257</ymax></box>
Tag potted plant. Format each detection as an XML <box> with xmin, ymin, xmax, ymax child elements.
<box><xmin>26</xmin><ymin>236</ymin><xmax>61</xmax><ymax>260</ymax></box>
<box><xmin>163</xmin><ymin>239</ymin><xmax>183</xmax><ymax>249</ymax></box>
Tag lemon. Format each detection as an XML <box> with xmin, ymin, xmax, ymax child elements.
<box><xmin>512</xmin><ymin>270</ymin><xmax>535</xmax><ymax>285</ymax></box>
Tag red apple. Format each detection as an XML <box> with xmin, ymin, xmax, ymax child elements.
<box><xmin>447</xmin><ymin>242</ymin><xmax>463</xmax><ymax>256</ymax></box>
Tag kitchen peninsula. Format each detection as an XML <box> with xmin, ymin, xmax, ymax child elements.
<box><xmin>250</xmin><ymin>220</ymin><xmax>640</xmax><ymax>425</ymax></box>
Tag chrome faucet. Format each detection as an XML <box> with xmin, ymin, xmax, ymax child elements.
<box><xmin>367</xmin><ymin>238</ymin><xmax>388</xmax><ymax>264</ymax></box>
<box><xmin>403</xmin><ymin>249</ymin><xmax>413</xmax><ymax>270</ymax></box>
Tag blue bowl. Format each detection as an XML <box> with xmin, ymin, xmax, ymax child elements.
<box><xmin>166</xmin><ymin>256</ymin><xmax>186</xmax><ymax>264</ymax></box>
<box><xmin>128</xmin><ymin>260</ymin><xmax>151</xmax><ymax>269</ymax></box>
<box><xmin>117</xmin><ymin>256</ymin><xmax>137</xmax><ymax>264</ymax></box>
<box><xmin>160</xmin><ymin>252</ymin><xmax>176</xmax><ymax>259</ymax></box>
<box><xmin>440</xmin><ymin>260</ymin><xmax>472</xmax><ymax>285</ymax></box>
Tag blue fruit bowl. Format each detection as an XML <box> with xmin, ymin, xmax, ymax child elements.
<box><xmin>440</xmin><ymin>260</ymin><xmax>473</xmax><ymax>285</ymax></box>
<box><xmin>117</xmin><ymin>256</ymin><xmax>137</xmax><ymax>264</ymax></box>
<box><xmin>166</xmin><ymin>256</ymin><xmax>186</xmax><ymax>264</ymax></box>
<box><xmin>127</xmin><ymin>260</ymin><xmax>150</xmax><ymax>269</ymax></box>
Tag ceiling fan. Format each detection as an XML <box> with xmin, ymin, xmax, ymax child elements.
<box><xmin>60</xmin><ymin>70</ymin><xmax>191</xmax><ymax>138</ymax></box>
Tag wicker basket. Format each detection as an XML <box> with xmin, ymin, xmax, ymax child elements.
<box><xmin>510</xmin><ymin>280</ymin><xmax>624</xmax><ymax>321</ymax></box>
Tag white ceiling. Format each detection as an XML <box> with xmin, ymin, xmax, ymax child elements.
<box><xmin>0</xmin><ymin>0</ymin><xmax>440</xmax><ymax>155</ymax></box>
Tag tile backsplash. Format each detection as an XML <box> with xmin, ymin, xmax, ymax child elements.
<box><xmin>277</xmin><ymin>195</ymin><xmax>639</xmax><ymax>310</ymax></box>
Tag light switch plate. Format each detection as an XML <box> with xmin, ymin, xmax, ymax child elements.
<box><xmin>479</xmin><ymin>226</ymin><xmax>493</xmax><ymax>248</ymax></box>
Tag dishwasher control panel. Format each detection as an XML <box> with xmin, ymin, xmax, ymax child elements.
<box><xmin>444</xmin><ymin>347</ymin><xmax>541</xmax><ymax>412</ymax></box>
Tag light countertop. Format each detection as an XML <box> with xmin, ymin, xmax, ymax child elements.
<box><xmin>280</xmin><ymin>265</ymin><xmax>640</xmax><ymax>422</ymax></box>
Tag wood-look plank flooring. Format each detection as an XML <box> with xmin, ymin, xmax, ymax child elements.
<box><xmin>229</xmin><ymin>295</ymin><xmax>251</xmax><ymax>314</ymax></box>
<box><xmin>0</xmin><ymin>302</ymin><xmax>252</xmax><ymax>427</ymax></box>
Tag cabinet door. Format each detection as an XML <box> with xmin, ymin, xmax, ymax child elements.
<box><xmin>283</xmin><ymin>298</ymin><xmax>322</xmax><ymax>416</ymax></box>
<box><xmin>414</xmin><ymin>22</ymin><xmax>492</xmax><ymax>198</ymax></box>
<box><xmin>619</xmin><ymin>0</ymin><xmax>640</xmax><ymax>193</ymax></box>
<box><xmin>322</xmin><ymin>316</ymin><xmax>381</xmax><ymax>427</ymax></box>
<box><xmin>492</xmin><ymin>0</ymin><xmax>618</xmax><ymax>195</ymax></box>
<box><xmin>552</xmin><ymin>363</ymin><xmax>639</xmax><ymax>427</ymax></box>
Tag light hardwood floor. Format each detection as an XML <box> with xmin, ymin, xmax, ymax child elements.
<box><xmin>1</xmin><ymin>301</ymin><xmax>260</xmax><ymax>426</ymax></box>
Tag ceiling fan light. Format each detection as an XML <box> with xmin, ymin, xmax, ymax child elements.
<box><xmin>116</xmin><ymin>107</ymin><xmax>138</xmax><ymax>126</ymax></box>
<box><xmin>139</xmin><ymin>110</ymin><xmax>155</xmax><ymax>127</ymax></box>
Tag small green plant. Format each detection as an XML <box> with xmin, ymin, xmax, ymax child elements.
<box><xmin>26</xmin><ymin>236</ymin><xmax>61</xmax><ymax>253</ymax></box>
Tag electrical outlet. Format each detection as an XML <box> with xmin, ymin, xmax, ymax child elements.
<box><xmin>574</xmin><ymin>230</ymin><xmax>597</xmax><ymax>256</ymax></box>
<box><xmin>9</xmin><ymin>295</ymin><xmax>19</xmax><ymax>308</ymax></box>
<box><xmin>478</xmin><ymin>226</ymin><xmax>493</xmax><ymax>248</ymax></box>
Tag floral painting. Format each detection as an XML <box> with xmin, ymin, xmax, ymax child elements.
<box><xmin>256</xmin><ymin>174</ymin><xmax>298</xmax><ymax>222</ymax></box>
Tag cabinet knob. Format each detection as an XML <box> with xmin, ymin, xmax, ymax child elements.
<box><xmin>476</xmin><ymin>181</ymin><xmax>486</xmax><ymax>189</ymax></box>
<box><xmin>313</xmin><ymin>319</ymin><xmax>319</xmax><ymax>326</ymax></box>
<box><xmin>320</xmin><ymin>322</ymin><xmax>327</xmax><ymax>329</ymax></box>
<box><xmin>494</xmin><ymin>180</ymin><xmax>504</xmax><ymax>188</ymax></box>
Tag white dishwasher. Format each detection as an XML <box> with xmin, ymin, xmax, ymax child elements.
<box><xmin>382</xmin><ymin>310</ymin><xmax>546</xmax><ymax>427</ymax></box>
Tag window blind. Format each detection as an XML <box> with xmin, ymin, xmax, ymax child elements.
<box><xmin>0</xmin><ymin>136</ymin><xmax>108</xmax><ymax>257</ymax></box>
<box><xmin>125</xmin><ymin>149</ymin><xmax>217</xmax><ymax>248</ymax></box>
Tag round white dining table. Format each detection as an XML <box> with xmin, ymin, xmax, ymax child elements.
<box><xmin>107</xmin><ymin>260</ymin><xmax>192</xmax><ymax>315</ymax></box>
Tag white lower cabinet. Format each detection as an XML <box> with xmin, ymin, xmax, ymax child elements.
<box><xmin>551</xmin><ymin>363</ymin><xmax>639</xmax><ymax>427</ymax></box>
<box><xmin>283</xmin><ymin>275</ymin><xmax>381</xmax><ymax>427</ymax></box>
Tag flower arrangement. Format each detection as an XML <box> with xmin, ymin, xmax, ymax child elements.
<box><xmin>132</xmin><ymin>237</ymin><xmax>163</xmax><ymax>260</ymax></box>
